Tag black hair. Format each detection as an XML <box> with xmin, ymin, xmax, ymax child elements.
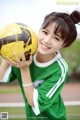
<box><xmin>41</xmin><ymin>10</ymin><xmax>80</xmax><ymax>47</ymax></box>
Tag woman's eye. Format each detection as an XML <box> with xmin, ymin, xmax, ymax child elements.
<box><xmin>53</xmin><ymin>37</ymin><xmax>60</xmax><ymax>41</ymax></box>
<box><xmin>56</xmin><ymin>38</ymin><xmax>60</xmax><ymax>41</ymax></box>
<box><xmin>42</xmin><ymin>30</ymin><xmax>48</xmax><ymax>35</ymax></box>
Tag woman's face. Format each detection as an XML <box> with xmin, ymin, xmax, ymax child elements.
<box><xmin>37</xmin><ymin>22</ymin><xmax>64</xmax><ymax>55</ymax></box>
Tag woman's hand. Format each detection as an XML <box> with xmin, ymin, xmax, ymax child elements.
<box><xmin>6</xmin><ymin>53</ymin><xmax>32</xmax><ymax>70</ymax></box>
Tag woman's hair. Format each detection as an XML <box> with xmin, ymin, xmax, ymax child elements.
<box><xmin>41</xmin><ymin>10</ymin><xmax>80</xmax><ymax>47</ymax></box>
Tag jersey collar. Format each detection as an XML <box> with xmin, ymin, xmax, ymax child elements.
<box><xmin>33</xmin><ymin>51</ymin><xmax>61</xmax><ymax>67</ymax></box>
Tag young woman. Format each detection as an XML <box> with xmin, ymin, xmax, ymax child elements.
<box><xmin>0</xmin><ymin>10</ymin><xmax>80</xmax><ymax>120</ymax></box>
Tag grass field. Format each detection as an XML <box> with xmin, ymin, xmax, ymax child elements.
<box><xmin>0</xmin><ymin>85</ymin><xmax>21</xmax><ymax>94</ymax></box>
<box><xmin>0</xmin><ymin>83</ymin><xmax>80</xmax><ymax>120</ymax></box>
<box><xmin>0</xmin><ymin>106</ymin><xmax>80</xmax><ymax>120</ymax></box>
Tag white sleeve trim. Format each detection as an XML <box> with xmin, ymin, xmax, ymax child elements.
<box><xmin>0</xmin><ymin>66</ymin><xmax>11</xmax><ymax>83</ymax></box>
<box><xmin>32</xmin><ymin>88</ymin><xmax>40</xmax><ymax>115</ymax></box>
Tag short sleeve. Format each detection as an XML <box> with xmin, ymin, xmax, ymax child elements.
<box><xmin>8</xmin><ymin>66</ymin><xmax>17</xmax><ymax>82</ymax></box>
<box><xmin>1</xmin><ymin>66</ymin><xmax>17</xmax><ymax>83</ymax></box>
<box><xmin>32</xmin><ymin>59</ymin><xmax>68</xmax><ymax>115</ymax></box>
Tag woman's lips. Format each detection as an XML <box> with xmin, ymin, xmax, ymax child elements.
<box><xmin>41</xmin><ymin>42</ymin><xmax>51</xmax><ymax>50</ymax></box>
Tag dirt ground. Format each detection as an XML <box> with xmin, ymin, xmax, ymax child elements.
<box><xmin>0</xmin><ymin>82</ymin><xmax>80</xmax><ymax>103</ymax></box>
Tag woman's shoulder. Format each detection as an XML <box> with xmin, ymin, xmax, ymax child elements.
<box><xmin>51</xmin><ymin>52</ymin><xmax>68</xmax><ymax>75</ymax></box>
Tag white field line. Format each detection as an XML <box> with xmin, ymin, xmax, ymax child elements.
<box><xmin>0</xmin><ymin>101</ymin><xmax>80</xmax><ymax>107</ymax></box>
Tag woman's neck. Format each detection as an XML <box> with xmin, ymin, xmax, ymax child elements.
<box><xmin>36</xmin><ymin>52</ymin><xmax>56</xmax><ymax>63</ymax></box>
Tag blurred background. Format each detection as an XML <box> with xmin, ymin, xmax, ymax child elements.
<box><xmin>0</xmin><ymin>0</ymin><xmax>80</xmax><ymax>120</ymax></box>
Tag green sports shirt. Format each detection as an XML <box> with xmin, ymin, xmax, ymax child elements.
<box><xmin>2</xmin><ymin>52</ymin><xmax>68</xmax><ymax>120</ymax></box>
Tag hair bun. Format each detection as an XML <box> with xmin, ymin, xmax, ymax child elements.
<box><xmin>70</xmin><ymin>10</ymin><xmax>80</xmax><ymax>24</ymax></box>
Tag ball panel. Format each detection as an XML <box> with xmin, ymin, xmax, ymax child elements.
<box><xmin>0</xmin><ymin>23</ymin><xmax>22</xmax><ymax>38</ymax></box>
<box><xmin>26</xmin><ymin>26</ymin><xmax>38</xmax><ymax>54</ymax></box>
<box><xmin>1</xmin><ymin>41</ymin><xmax>24</xmax><ymax>61</ymax></box>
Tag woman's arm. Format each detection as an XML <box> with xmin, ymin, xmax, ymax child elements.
<box><xmin>20</xmin><ymin>67</ymin><xmax>34</xmax><ymax>106</ymax></box>
<box><xmin>0</xmin><ymin>60</ymin><xmax>9</xmax><ymax>81</ymax></box>
<box><xmin>6</xmin><ymin>53</ymin><xmax>34</xmax><ymax>106</ymax></box>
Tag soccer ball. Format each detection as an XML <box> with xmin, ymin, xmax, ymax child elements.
<box><xmin>0</xmin><ymin>23</ymin><xmax>38</xmax><ymax>61</ymax></box>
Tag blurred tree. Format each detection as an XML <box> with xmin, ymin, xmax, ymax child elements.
<box><xmin>60</xmin><ymin>39</ymin><xmax>80</xmax><ymax>78</ymax></box>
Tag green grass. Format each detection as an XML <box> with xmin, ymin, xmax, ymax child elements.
<box><xmin>0</xmin><ymin>85</ymin><xmax>21</xmax><ymax>94</ymax></box>
<box><xmin>66</xmin><ymin>106</ymin><xmax>80</xmax><ymax>120</ymax></box>
<box><xmin>0</xmin><ymin>106</ymin><xmax>80</xmax><ymax>120</ymax></box>
<box><xmin>0</xmin><ymin>107</ymin><xmax>26</xmax><ymax>120</ymax></box>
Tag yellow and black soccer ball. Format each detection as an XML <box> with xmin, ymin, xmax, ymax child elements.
<box><xmin>0</xmin><ymin>23</ymin><xmax>38</xmax><ymax>61</ymax></box>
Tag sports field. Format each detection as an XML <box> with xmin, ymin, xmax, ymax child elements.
<box><xmin>0</xmin><ymin>82</ymin><xmax>80</xmax><ymax>120</ymax></box>
<box><xmin>0</xmin><ymin>106</ymin><xmax>80</xmax><ymax>120</ymax></box>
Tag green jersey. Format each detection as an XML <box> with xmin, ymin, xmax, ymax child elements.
<box><xmin>3</xmin><ymin>52</ymin><xmax>68</xmax><ymax>120</ymax></box>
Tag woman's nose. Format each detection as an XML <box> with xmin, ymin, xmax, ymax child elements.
<box><xmin>44</xmin><ymin>36</ymin><xmax>51</xmax><ymax>43</ymax></box>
